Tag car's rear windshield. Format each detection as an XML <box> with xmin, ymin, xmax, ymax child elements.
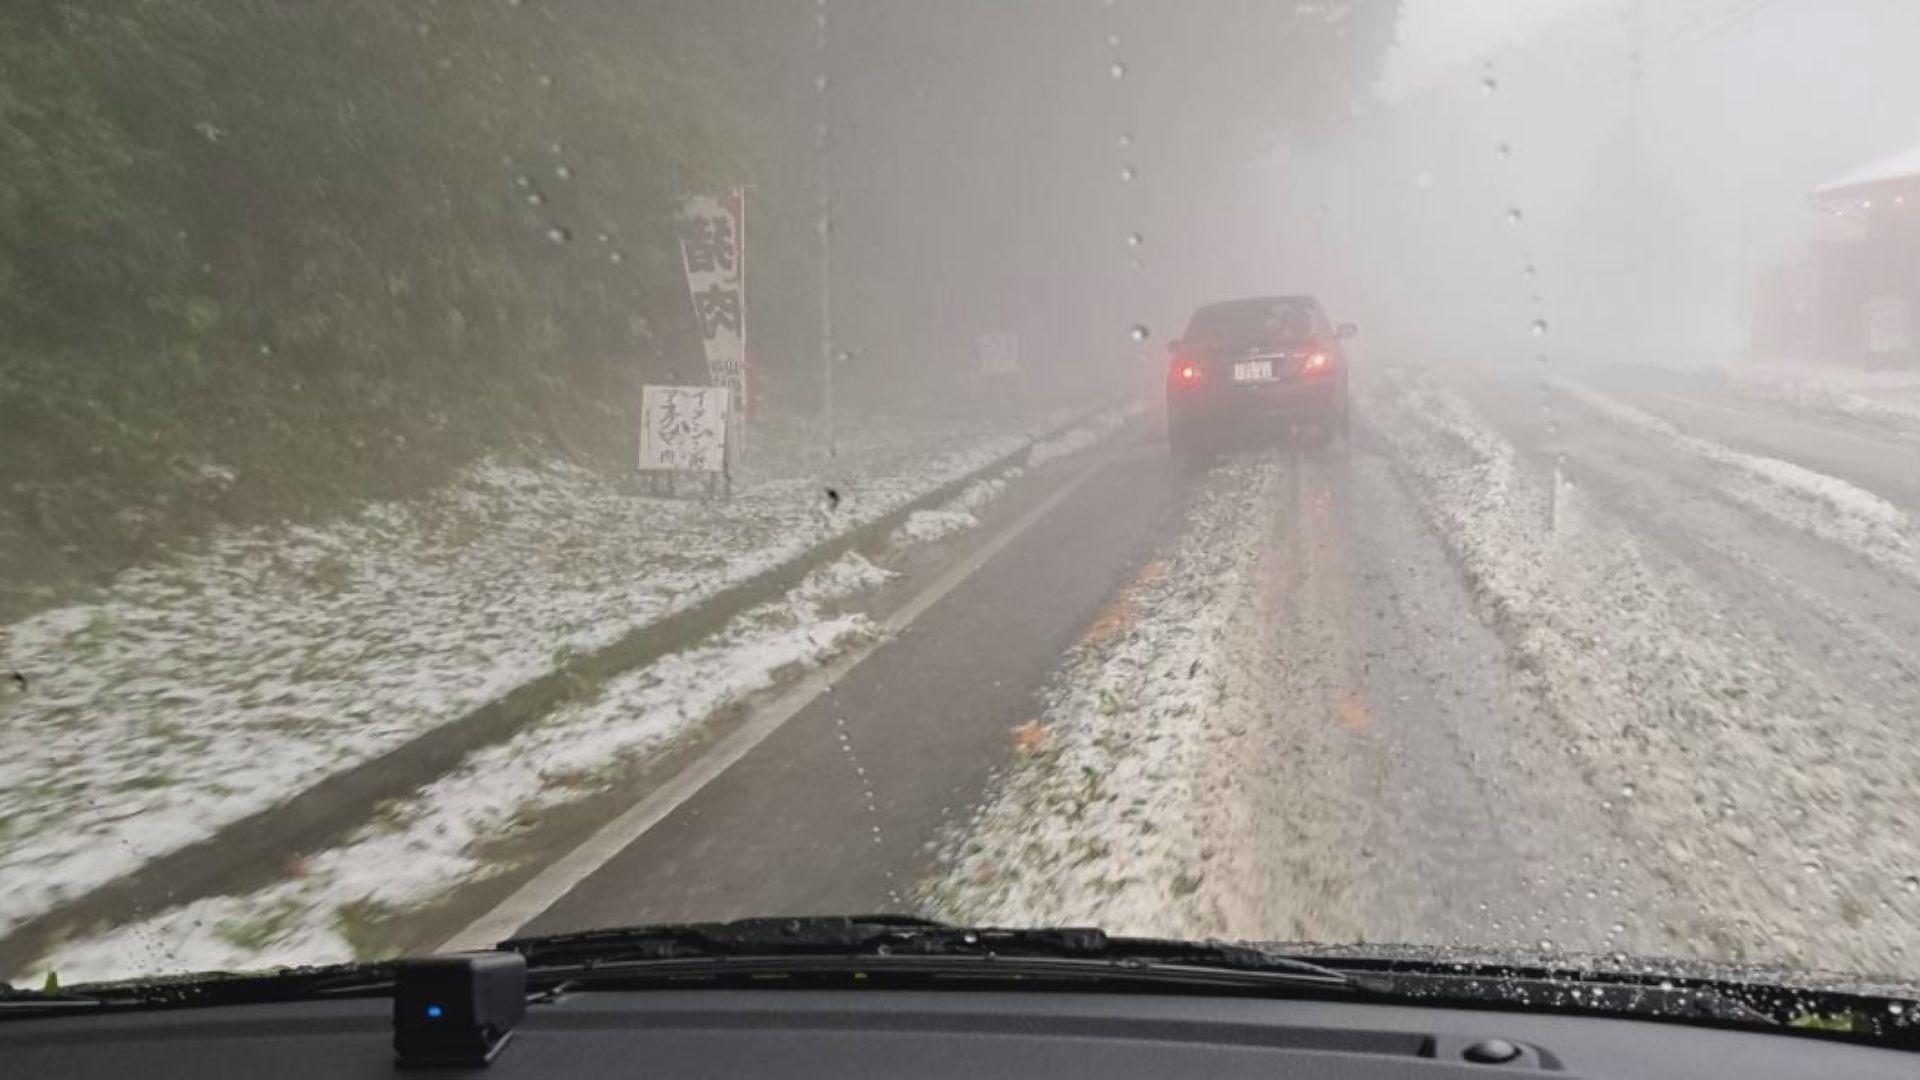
<box><xmin>1185</xmin><ymin>298</ymin><xmax>1320</xmax><ymax>341</ymax></box>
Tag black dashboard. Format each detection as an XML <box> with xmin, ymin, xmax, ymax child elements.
<box><xmin>1</xmin><ymin>989</ymin><xmax>1910</xmax><ymax>1079</ymax></box>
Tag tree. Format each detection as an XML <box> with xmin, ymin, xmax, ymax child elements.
<box><xmin>0</xmin><ymin>0</ymin><xmax>747</xmax><ymax>614</ymax></box>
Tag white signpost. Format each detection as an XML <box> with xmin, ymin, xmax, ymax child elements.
<box><xmin>676</xmin><ymin>189</ymin><xmax>747</xmax><ymax>459</ymax></box>
<box><xmin>1866</xmin><ymin>297</ymin><xmax>1912</xmax><ymax>361</ymax></box>
<box><xmin>976</xmin><ymin>331</ymin><xmax>1021</xmax><ymax>376</ymax></box>
<box><xmin>639</xmin><ymin>385</ymin><xmax>730</xmax><ymax>495</ymax></box>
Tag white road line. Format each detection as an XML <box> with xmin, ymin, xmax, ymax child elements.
<box><xmin>438</xmin><ymin>449</ymin><xmax>1120</xmax><ymax>952</ymax></box>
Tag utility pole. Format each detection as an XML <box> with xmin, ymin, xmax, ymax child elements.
<box><xmin>1628</xmin><ymin>0</ymin><xmax>1645</xmax><ymax>91</ymax></box>
<box><xmin>815</xmin><ymin>1</ymin><xmax>837</xmax><ymax>459</ymax></box>
<box><xmin>1622</xmin><ymin>0</ymin><xmax>1648</xmax><ymax>348</ymax></box>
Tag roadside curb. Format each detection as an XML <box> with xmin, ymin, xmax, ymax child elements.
<box><xmin>0</xmin><ymin>398</ymin><xmax>1131</xmax><ymax>976</ymax></box>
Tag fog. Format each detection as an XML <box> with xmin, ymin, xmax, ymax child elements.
<box><xmin>1269</xmin><ymin>0</ymin><xmax>1920</xmax><ymax>369</ymax></box>
<box><xmin>729</xmin><ymin>0</ymin><xmax>1920</xmax><ymax>394</ymax></box>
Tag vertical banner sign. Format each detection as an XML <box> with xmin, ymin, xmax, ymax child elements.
<box><xmin>677</xmin><ymin>190</ymin><xmax>748</xmax><ymax>428</ymax></box>
<box><xmin>639</xmin><ymin>385</ymin><xmax>730</xmax><ymax>473</ymax></box>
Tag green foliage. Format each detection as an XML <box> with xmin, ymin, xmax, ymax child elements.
<box><xmin>0</xmin><ymin>1</ymin><xmax>744</xmax><ymax>616</ymax></box>
<box><xmin>1787</xmin><ymin>1011</ymin><xmax>1862</xmax><ymax>1033</ymax></box>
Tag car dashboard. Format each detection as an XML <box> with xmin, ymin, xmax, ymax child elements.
<box><xmin>1</xmin><ymin>988</ymin><xmax>1910</xmax><ymax>1079</ymax></box>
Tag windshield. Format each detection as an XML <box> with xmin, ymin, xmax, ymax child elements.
<box><xmin>1185</xmin><ymin>298</ymin><xmax>1323</xmax><ymax>343</ymax></box>
<box><xmin>5</xmin><ymin>0</ymin><xmax>1920</xmax><ymax>1019</ymax></box>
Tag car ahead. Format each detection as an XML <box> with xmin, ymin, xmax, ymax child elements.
<box><xmin>4</xmin><ymin>917</ymin><xmax>1918</xmax><ymax>1077</ymax></box>
<box><xmin>1165</xmin><ymin>295</ymin><xmax>1355</xmax><ymax>462</ymax></box>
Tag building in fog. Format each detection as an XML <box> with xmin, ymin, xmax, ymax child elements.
<box><xmin>1758</xmin><ymin>145</ymin><xmax>1920</xmax><ymax>368</ymax></box>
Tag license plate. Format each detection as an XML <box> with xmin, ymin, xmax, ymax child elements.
<box><xmin>1232</xmin><ymin>360</ymin><xmax>1275</xmax><ymax>382</ymax></box>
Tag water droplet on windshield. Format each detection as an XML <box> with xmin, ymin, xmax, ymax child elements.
<box><xmin>514</xmin><ymin>175</ymin><xmax>532</xmax><ymax>188</ymax></box>
<box><xmin>1128</xmin><ymin>324</ymin><xmax>1150</xmax><ymax>342</ymax></box>
<box><xmin>1904</xmin><ymin>876</ymin><xmax>1919</xmax><ymax>893</ymax></box>
<box><xmin>1117</xmin><ymin>132</ymin><xmax>1134</xmax><ymax>149</ymax></box>
<box><xmin>1530</xmin><ymin>319</ymin><xmax>1550</xmax><ymax>337</ymax></box>
<box><xmin>545</xmin><ymin>225</ymin><xmax>572</xmax><ymax>244</ymax></box>
<box><xmin>554</xmin><ymin>164</ymin><xmax>573</xmax><ymax>181</ymax></box>
<box><xmin>1106</xmin><ymin>32</ymin><xmax>1121</xmax><ymax>47</ymax></box>
<box><xmin>1537</xmin><ymin>939</ymin><xmax>1553</xmax><ymax>952</ymax></box>
<box><xmin>815</xmin><ymin>74</ymin><xmax>830</xmax><ymax>91</ymax></box>
<box><xmin>1119</xmin><ymin>165</ymin><xmax>1136</xmax><ymax>182</ymax></box>
<box><xmin>1496</xmin><ymin>142</ymin><xmax>1513</xmax><ymax>157</ymax></box>
<box><xmin>1480</xmin><ymin>76</ymin><xmax>1499</xmax><ymax>94</ymax></box>
<box><xmin>1124</xmin><ymin>232</ymin><xmax>1142</xmax><ymax>247</ymax></box>
<box><xmin>525</xmin><ymin>190</ymin><xmax>547</xmax><ymax>206</ymax></box>
<box><xmin>1891</xmin><ymin>1002</ymin><xmax>1907</xmax><ymax>1016</ymax></box>
<box><xmin>1109</xmin><ymin>61</ymin><xmax>1127</xmax><ymax>80</ymax></box>
<box><xmin>608</xmin><ymin>251</ymin><xmax>624</xmax><ymax>264</ymax></box>
<box><xmin>1506</xmin><ymin>207</ymin><xmax>1524</xmax><ymax>225</ymax></box>
<box><xmin>536</xmin><ymin>73</ymin><xmax>554</xmax><ymax>89</ymax></box>
<box><xmin>1619</xmin><ymin>782</ymin><xmax>1635</xmax><ymax>799</ymax></box>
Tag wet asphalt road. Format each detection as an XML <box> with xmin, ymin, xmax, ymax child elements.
<box><xmin>508</xmin><ymin>412</ymin><xmax>1623</xmax><ymax>953</ymax></box>
<box><xmin>504</xmin><ymin>374</ymin><xmax>1920</xmax><ymax>968</ymax></box>
<box><xmin>519</xmin><ymin>432</ymin><xmax>1190</xmax><ymax>933</ymax></box>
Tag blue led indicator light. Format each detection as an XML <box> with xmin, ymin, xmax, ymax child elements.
<box><xmin>425</xmin><ymin>1004</ymin><xmax>444</xmax><ymax>1020</ymax></box>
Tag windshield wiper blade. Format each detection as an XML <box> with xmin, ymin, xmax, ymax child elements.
<box><xmin>501</xmin><ymin>914</ymin><xmax>942</xmax><ymax>965</ymax></box>
<box><xmin>0</xmin><ymin>985</ymin><xmax>109</xmax><ymax>1014</ymax></box>
<box><xmin>1268</xmin><ymin>951</ymin><xmax>1920</xmax><ymax>1046</ymax></box>
<box><xmin>0</xmin><ymin>963</ymin><xmax>401</xmax><ymax>1018</ymax></box>
<box><xmin>499</xmin><ymin>916</ymin><xmax>1367</xmax><ymax>990</ymax></box>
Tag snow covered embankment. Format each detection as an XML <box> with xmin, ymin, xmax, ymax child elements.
<box><xmin>1715</xmin><ymin>363</ymin><xmax>1920</xmax><ymax>445</ymax></box>
<box><xmin>1554</xmin><ymin>377</ymin><xmax>1920</xmax><ymax>586</ymax></box>
<box><xmin>0</xmin><ymin>406</ymin><xmax>1129</xmax><ymax>943</ymax></box>
<box><xmin>29</xmin><ymin>552</ymin><xmax>894</xmax><ymax>982</ymax></box>
<box><xmin>1370</xmin><ymin>371</ymin><xmax>1920</xmax><ymax>976</ymax></box>
<box><xmin>21</xmin><ymin>405</ymin><xmax>1136</xmax><ymax>982</ymax></box>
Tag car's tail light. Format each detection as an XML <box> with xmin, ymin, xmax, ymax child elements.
<box><xmin>1172</xmin><ymin>359</ymin><xmax>1201</xmax><ymax>386</ymax></box>
<box><xmin>1301</xmin><ymin>351</ymin><xmax>1331</xmax><ymax>374</ymax></box>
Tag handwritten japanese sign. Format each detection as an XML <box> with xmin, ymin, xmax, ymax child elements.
<box><xmin>639</xmin><ymin>385</ymin><xmax>730</xmax><ymax>473</ymax></box>
<box><xmin>677</xmin><ymin>190</ymin><xmax>747</xmax><ymax>411</ymax></box>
